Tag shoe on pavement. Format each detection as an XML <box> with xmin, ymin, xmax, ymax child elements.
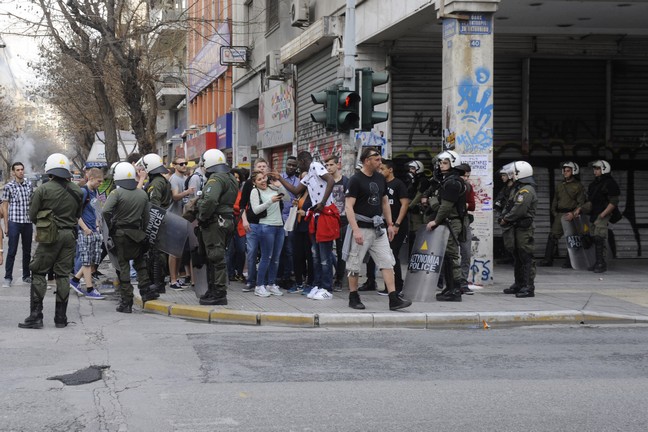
<box><xmin>242</xmin><ymin>284</ymin><xmax>254</xmax><ymax>293</ymax></box>
<box><xmin>85</xmin><ymin>289</ymin><xmax>105</xmax><ymax>300</ymax></box>
<box><xmin>389</xmin><ymin>291</ymin><xmax>413</xmax><ymax>310</ymax></box>
<box><xmin>178</xmin><ymin>277</ymin><xmax>190</xmax><ymax>287</ymax></box>
<box><xmin>358</xmin><ymin>279</ymin><xmax>376</xmax><ymax>291</ymax></box>
<box><xmin>301</xmin><ymin>285</ymin><xmax>314</xmax><ymax>296</ymax></box>
<box><xmin>306</xmin><ymin>286</ymin><xmax>321</xmax><ymax>299</ymax></box>
<box><xmin>2</xmin><ymin>278</ymin><xmax>12</xmax><ymax>288</ymax></box>
<box><xmin>460</xmin><ymin>285</ymin><xmax>474</xmax><ymax>295</ymax></box>
<box><xmin>286</xmin><ymin>284</ymin><xmax>303</xmax><ymax>294</ymax></box>
<box><xmin>169</xmin><ymin>281</ymin><xmax>185</xmax><ymax>291</ymax></box>
<box><xmin>23</xmin><ymin>276</ymin><xmax>32</xmax><ymax>284</ymax></box>
<box><xmin>267</xmin><ymin>284</ymin><xmax>283</xmax><ymax>296</ymax></box>
<box><xmin>70</xmin><ymin>279</ymin><xmax>85</xmax><ymax>296</ymax></box>
<box><xmin>349</xmin><ymin>291</ymin><xmax>366</xmax><ymax>310</ymax></box>
<box><xmin>376</xmin><ymin>288</ymin><xmax>389</xmax><ymax>296</ymax></box>
<box><xmin>312</xmin><ymin>289</ymin><xmax>333</xmax><ymax>300</ymax></box>
<box><xmin>254</xmin><ymin>285</ymin><xmax>271</xmax><ymax>297</ymax></box>
<box><xmin>332</xmin><ymin>280</ymin><xmax>343</xmax><ymax>292</ymax></box>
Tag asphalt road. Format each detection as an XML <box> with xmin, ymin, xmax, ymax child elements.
<box><xmin>2</xmin><ymin>292</ymin><xmax>648</xmax><ymax>432</ymax></box>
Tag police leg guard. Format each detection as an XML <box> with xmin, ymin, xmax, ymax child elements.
<box><xmin>147</xmin><ymin>248</ymin><xmax>166</xmax><ymax>293</ymax></box>
<box><xmin>592</xmin><ymin>236</ymin><xmax>607</xmax><ymax>273</ymax></box>
<box><xmin>538</xmin><ymin>236</ymin><xmax>555</xmax><ymax>267</ymax></box>
<box><xmin>199</xmin><ymin>261</ymin><xmax>227</xmax><ymax>306</ymax></box>
<box><xmin>436</xmin><ymin>257</ymin><xmax>462</xmax><ymax>302</ymax></box>
<box><xmin>54</xmin><ymin>285</ymin><xmax>70</xmax><ymax>328</ymax></box>
<box><xmin>516</xmin><ymin>251</ymin><xmax>535</xmax><ymax>298</ymax></box>
<box><xmin>18</xmin><ymin>285</ymin><xmax>45</xmax><ymax>329</ymax></box>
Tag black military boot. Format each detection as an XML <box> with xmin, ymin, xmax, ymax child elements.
<box><xmin>116</xmin><ymin>298</ymin><xmax>133</xmax><ymax>313</ymax></box>
<box><xmin>199</xmin><ymin>288</ymin><xmax>228</xmax><ymax>306</ymax></box>
<box><xmin>436</xmin><ymin>285</ymin><xmax>462</xmax><ymax>302</ymax></box>
<box><xmin>18</xmin><ymin>288</ymin><xmax>44</xmax><ymax>329</ymax></box>
<box><xmin>503</xmin><ymin>283</ymin><xmax>521</xmax><ymax>294</ymax></box>
<box><xmin>592</xmin><ymin>236</ymin><xmax>607</xmax><ymax>273</ymax></box>
<box><xmin>54</xmin><ymin>300</ymin><xmax>69</xmax><ymax>328</ymax></box>
<box><xmin>538</xmin><ymin>236</ymin><xmax>555</xmax><ymax>267</ymax></box>
<box><xmin>389</xmin><ymin>291</ymin><xmax>412</xmax><ymax>310</ymax></box>
<box><xmin>349</xmin><ymin>291</ymin><xmax>366</xmax><ymax>310</ymax></box>
<box><xmin>141</xmin><ymin>286</ymin><xmax>160</xmax><ymax>303</ymax></box>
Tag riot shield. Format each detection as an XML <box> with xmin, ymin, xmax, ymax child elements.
<box><xmin>101</xmin><ymin>220</ymin><xmax>121</xmax><ymax>271</ymax></box>
<box><xmin>562</xmin><ymin>215</ymin><xmax>595</xmax><ymax>270</ymax></box>
<box><xmin>401</xmin><ymin>225</ymin><xmax>450</xmax><ymax>302</ymax></box>
<box><xmin>146</xmin><ymin>204</ymin><xmax>190</xmax><ymax>258</ymax></box>
<box><xmin>187</xmin><ymin>221</ymin><xmax>208</xmax><ymax>298</ymax></box>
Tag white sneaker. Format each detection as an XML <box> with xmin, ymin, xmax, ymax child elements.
<box><xmin>306</xmin><ymin>286</ymin><xmax>320</xmax><ymax>299</ymax></box>
<box><xmin>312</xmin><ymin>289</ymin><xmax>333</xmax><ymax>300</ymax></box>
<box><xmin>2</xmin><ymin>279</ymin><xmax>11</xmax><ymax>288</ymax></box>
<box><xmin>266</xmin><ymin>284</ymin><xmax>283</xmax><ymax>296</ymax></box>
<box><xmin>254</xmin><ymin>285</ymin><xmax>271</xmax><ymax>297</ymax></box>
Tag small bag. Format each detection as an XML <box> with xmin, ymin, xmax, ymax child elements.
<box><xmin>284</xmin><ymin>206</ymin><xmax>298</xmax><ymax>232</ymax></box>
<box><xmin>609</xmin><ymin>207</ymin><xmax>623</xmax><ymax>224</ymax></box>
<box><xmin>182</xmin><ymin>196</ymin><xmax>200</xmax><ymax>222</ymax></box>
<box><xmin>35</xmin><ymin>209</ymin><xmax>58</xmax><ymax>244</ymax></box>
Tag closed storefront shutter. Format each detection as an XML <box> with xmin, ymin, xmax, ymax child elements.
<box><xmin>296</xmin><ymin>48</ymin><xmax>341</xmax><ymax>161</ymax></box>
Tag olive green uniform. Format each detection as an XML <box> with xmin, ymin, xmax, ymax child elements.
<box><xmin>501</xmin><ymin>180</ymin><xmax>538</xmax><ymax>296</ymax></box>
<box><xmin>145</xmin><ymin>174</ymin><xmax>172</xmax><ymax>291</ymax></box>
<box><xmin>102</xmin><ymin>187</ymin><xmax>154</xmax><ymax>309</ymax></box>
<box><xmin>423</xmin><ymin>172</ymin><xmax>465</xmax><ymax>301</ymax></box>
<box><xmin>27</xmin><ymin>178</ymin><xmax>82</xmax><ymax>327</ymax></box>
<box><xmin>196</xmin><ymin>171</ymin><xmax>239</xmax><ymax>303</ymax></box>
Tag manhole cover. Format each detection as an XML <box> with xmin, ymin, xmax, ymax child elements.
<box><xmin>48</xmin><ymin>365</ymin><xmax>110</xmax><ymax>386</ymax></box>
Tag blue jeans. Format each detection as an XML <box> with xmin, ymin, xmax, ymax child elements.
<box><xmin>245</xmin><ymin>224</ymin><xmax>260</xmax><ymax>286</ymax></box>
<box><xmin>256</xmin><ymin>224</ymin><xmax>285</xmax><ymax>287</ymax></box>
<box><xmin>227</xmin><ymin>232</ymin><xmax>246</xmax><ymax>277</ymax></box>
<box><xmin>5</xmin><ymin>221</ymin><xmax>33</xmax><ymax>281</ymax></box>
<box><xmin>310</xmin><ymin>236</ymin><xmax>333</xmax><ymax>291</ymax></box>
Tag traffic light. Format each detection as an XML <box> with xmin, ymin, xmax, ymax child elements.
<box><xmin>310</xmin><ymin>87</ymin><xmax>360</xmax><ymax>132</ymax></box>
<box><xmin>310</xmin><ymin>89</ymin><xmax>335</xmax><ymax>131</ymax></box>
<box><xmin>358</xmin><ymin>68</ymin><xmax>389</xmax><ymax>131</ymax></box>
<box><xmin>336</xmin><ymin>88</ymin><xmax>360</xmax><ymax>131</ymax></box>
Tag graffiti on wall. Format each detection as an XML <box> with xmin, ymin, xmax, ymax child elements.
<box><xmin>407</xmin><ymin>113</ymin><xmax>443</xmax><ymax>147</ymax></box>
<box><xmin>456</xmin><ymin>67</ymin><xmax>493</xmax><ymax>153</ymax></box>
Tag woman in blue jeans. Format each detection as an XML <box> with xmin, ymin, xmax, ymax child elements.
<box><xmin>249</xmin><ymin>171</ymin><xmax>289</xmax><ymax>297</ymax></box>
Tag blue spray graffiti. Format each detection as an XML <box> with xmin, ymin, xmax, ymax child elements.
<box><xmin>456</xmin><ymin>67</ymin><xmax>493</xmax><ymax>152</ymax></box>
<box><xmin>470</xmin><ymin>258</ymin><xmax>492</xmax><ymax>282</ymax></box>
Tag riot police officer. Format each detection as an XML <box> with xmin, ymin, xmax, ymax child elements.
<box><xmin>407</xmin><ymin>160</ymin><xmax>432</xmax><ymax>256</ymax></box>
<box><xmin>500</xmin><ymin>161</ymin><xmax>538</xmax><ymax>298</ymax></box>
<box><xmin>539</xmin><ymin>161</ymin><xmax>586</xmax><ymax>268</ymax></box>
<box><xmin>423</xmin><ymin>150</ymin><xmax>467</xmax><ymax>302</ymax></box>
<box><xmin>574</xmin><ymin>160</ymin><xmax>620</xmax><ymax>273</ymax></box>
<box><xmin>19</xmin><ymin>153</ymin><xmax>82</xmax><ymax>329</ymax></box>
<box><xmin>102</xmin><ymin>163</ymin><xmax>159</xmax><ymax>313</ymax></box>
<box><xmin>139</xmin><ymin>153</ymin><xmax>172</xmax><ymax>293</ymax></box>
<box><xmin>196</xmin><ymin>149</ymin><xmax>238</xmax><ymax>305</ymax></box>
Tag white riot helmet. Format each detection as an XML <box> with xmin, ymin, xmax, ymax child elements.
<box><xmin>113</xmin><ymin>162</ymin><xmax>138</xmax><ymax>190</ymax></box>
<box><xmin>500</xmin><ymin>162</ymin><xmax>515</xmax><ymax>180</ymax></box>
<box><xmin>591</xmin><ymin>160</ymin><xmax>611</xmax><ymax>175</ymax></box>
<box><xmin>407</xmin><ymin>160</ymin><xmax>425</xmax><ymax>175</ymax></box>
<box><xmin>138</xmin><ymin>153</ymin><xmax>168</xmax><ymax>175</ymax></box>
<box><xmin>562</xmin><ymin>161</ymin><xmax>580</xmax><ymax>176</ymax></box>
<box><xmin>513</xmin><ymin>161</ymin><xmax>533</xmax><ymax>181</ymax></box>
<box><xmin>44</xmin><ymin>153</ymin><xmax>72</xmax><ymax>179</ymax></box>
<box><xmin>203</xmin><ymin>149</ymin><xmax>229</xmax><ymax>174</ymax></box>
<box><xmin>436</xmin><ymin>150</ymin><xmax>461</xmax><ymax>168</ymax></box>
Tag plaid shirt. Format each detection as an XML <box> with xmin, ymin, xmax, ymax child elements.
<box><xmin>2</xmin><ymin>180</ymin><xmax>34</xmax><ymax>224</ymax></box>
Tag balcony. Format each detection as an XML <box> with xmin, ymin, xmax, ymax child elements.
<box><xmin>156</xmin><ymin>72</ymin><xmax>186</xmax><ymax>110</ymax></box>
<box><xmin>150</xmin><ymin>5</ymin><xmax>186</xmax><ymax>54</ymax></box>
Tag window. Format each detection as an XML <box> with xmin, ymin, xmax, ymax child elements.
<box><xmin>266</xmin><ymin>0</ymin><xmax>279</xmax><ymax>34</ymax></box>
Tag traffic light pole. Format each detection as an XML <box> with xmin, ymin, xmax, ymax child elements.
<box><xmin>342</xmin><ymin>0</ymin><xmax>358</xmax><ymax>177</ymax></box>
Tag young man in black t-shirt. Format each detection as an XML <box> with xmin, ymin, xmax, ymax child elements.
<box><xmin>345</xmin><ymin>148</ymin><xmax>412</xmax><ymax>311</ymax></box>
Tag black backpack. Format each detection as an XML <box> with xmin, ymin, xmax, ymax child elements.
<box><xmin>184</xmin><ymin>172</ymin><xmax>204</xmax><ymax>192</ymax></box>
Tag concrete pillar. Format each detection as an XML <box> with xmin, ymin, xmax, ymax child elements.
<box><xmin>439</xmin><ymin>0</ymin><xmax>499</xmax><ymax>286</ymax></box>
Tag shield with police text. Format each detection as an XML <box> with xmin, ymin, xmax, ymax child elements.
<box><xmin>401</xmin><ymin>225</ymin><xmax>450</xmax><ymax>302</ymax></box>
<box><xmin>561</xmin><ymin>215</ymin><xmax>595</xmax><ymax>270</ymax></box>
<box><xmin>187</xmin><ymin>221</ymin><xmax>208</xmax><ymax>298</ymax></box>
<box><xmin>145</xmin><ymin>204</ymin><xmax>190</xmax><ymax>258</ymax></box>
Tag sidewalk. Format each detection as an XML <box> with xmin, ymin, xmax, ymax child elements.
<box><xmin>136</xmin><ymin>259</ymin><xmax>648</xmax><ymax>329</ymax></box>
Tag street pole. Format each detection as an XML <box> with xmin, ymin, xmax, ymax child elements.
<box><xmin>342</xmin><ymin>0</ymin><xmax>357</xmax><ymax>177</ymax></box>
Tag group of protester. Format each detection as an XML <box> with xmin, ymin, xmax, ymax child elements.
<box><xmin>3</xmin><ymin>144</ymin><xmax>621</xmax><ymax>328</ymax></box>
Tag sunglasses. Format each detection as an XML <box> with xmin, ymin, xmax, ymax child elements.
<box><xmin>176</xmin><ymin>162</ymin><xmax>188</xmax><ymax>166</ymax></box>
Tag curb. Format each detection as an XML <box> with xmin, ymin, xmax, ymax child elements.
<box><xmin>137</xmin><ymin>298</ymin><xmax>648</xmax><ymax>328</ymax></box>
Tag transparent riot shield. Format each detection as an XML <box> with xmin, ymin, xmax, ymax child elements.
<box><xmin>401</xmin><ymin>225</ymin><xmax>450</xmax><ymax>302</ymax></box>
<box><xmin>187</xmin><ymin>221</ymin><xmax>208</xmax><ymax>298</ymax></box>
<box><xmin>562</xmin><ymin>215</ymin><xmax>596</xmax><ymax>271</ymax></box>
<box><xmin>146</xmin><ymin>204</ymin><xmax>190</xmax><ymax>258</ymax></box>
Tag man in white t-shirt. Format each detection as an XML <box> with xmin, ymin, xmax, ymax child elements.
<box><xmin>168</xmin><ymin>157</ymin><xmax>195</xmax><ymax>290</ymax></box>
<box><xmin>272</xmin><ymin>151</ymin><xmax>336</xmax><ymax>300</ymax></box>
